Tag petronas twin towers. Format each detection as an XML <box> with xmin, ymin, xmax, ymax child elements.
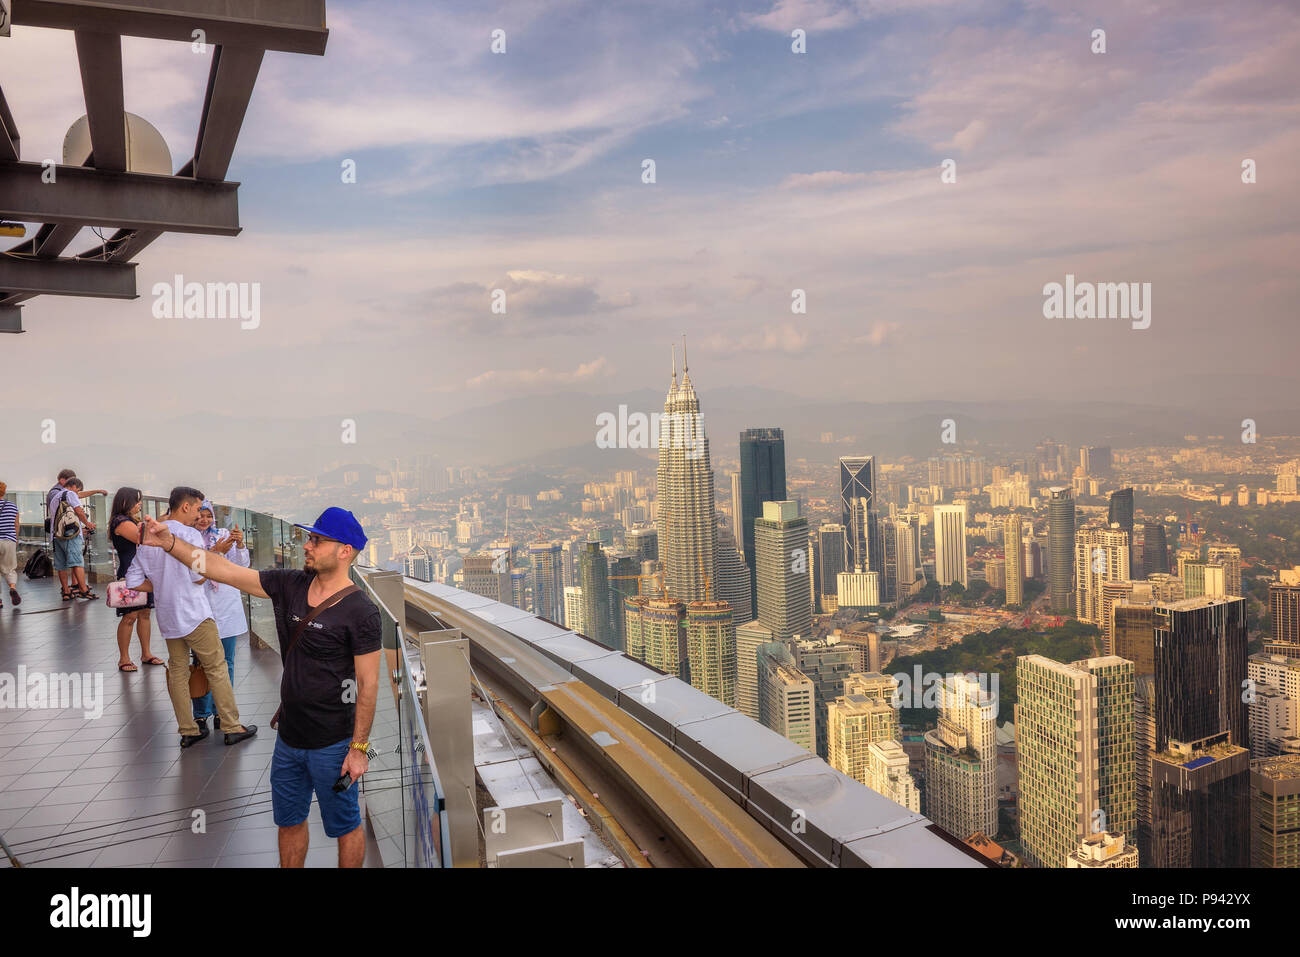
<box><xmin>656</xmin><ymin>343</ymin><xmax>718</xmax><ymax>604</ymax></box>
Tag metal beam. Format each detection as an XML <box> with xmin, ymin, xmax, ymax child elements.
<box><xmin>193</xmin><ymin>45</ymin><xmax>263</xmax><ymax>181</ymax></box>
<box><xmin>73</xmin><ymin>30</ymin><xmax>127</xmax><ymax>171</ymax></box>
<box><xmin>0</xmin><ymin>254</ymin><xmax>137</xmax><ymax>298</ymax></box>
<box><xmin>13</xmin><ymin>0</ymin><xmax>328</xmax><ymax>55</ymax></box>
<box><xmin>0</xmin><ymin>85</ymin><xmax>18</xmax><ymax>162</ymax></box>
<box><xmin>0</xmin><ymin>305</ymin><xmax>23</xmax><ymax>334</ymax></box>
<box><xmin>0</xmin><ymin>162</ymin><xmax>240</xmax><ymax>235</ymax></box>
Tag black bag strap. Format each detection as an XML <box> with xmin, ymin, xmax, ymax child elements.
<box><xmin>283</xmin><ymin>583</ymin><xmax>360</xmax><ymax>658</ymax></box>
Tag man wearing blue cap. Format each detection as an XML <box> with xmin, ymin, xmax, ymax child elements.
<box><xmin>142</xmin><ymin>506</ymin><xmax>382</xmax><ymax>868</ymax></box>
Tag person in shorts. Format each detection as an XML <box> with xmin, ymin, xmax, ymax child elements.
<box><xmin>47</xmin><ymin>472</ymin><xmax>106</xmax><ymax>600</ymax></box>
<box><xmin>0</xmin><ymin>482</ymin><xmax>20</xmax><ymax>608</ymax></box>
<box><xmin>141</xmin><ymin>506</ymin><xmax>380</xmax><ymax>867</ymax></box>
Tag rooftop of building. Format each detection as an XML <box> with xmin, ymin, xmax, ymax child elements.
<box><xmin>1252</xmin><ymin>753</ymin><xmax>1300</xmax><ymax>781</ymax></box>
<box><xmin>1152</xmin><ymin>735</ymin><xmax>1247</xmax><ymax>768</ymax></box>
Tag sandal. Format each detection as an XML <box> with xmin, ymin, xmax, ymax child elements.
<box><xmin>62</xmin><ymin>589</ymin><xmax>74</xmax><ymax>601</ymax></box>
<box><xmin>142</xmin><ymin>656</ymin><xmax>165</xmax><ymax>666</ymax></box>
<box><xmin>118</xmin><ymin>662</ymin><xmax>138</xmax><ymax>672</ymax></box>
<box><xmin>76</xmin><ymin>588</ymin><xmax>99</xmax><ymax>600</ymax></box>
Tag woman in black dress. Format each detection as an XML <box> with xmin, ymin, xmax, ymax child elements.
<box><xmin>108</xmin><ymin>487</ymin><xmax>163</xmax><ymax>672</ymax></box>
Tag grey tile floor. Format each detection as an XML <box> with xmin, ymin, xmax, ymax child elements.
<box><xmin>0</xmin><ymin>577</ymin><xmax>382</xmax><ymax>867</ymax></box>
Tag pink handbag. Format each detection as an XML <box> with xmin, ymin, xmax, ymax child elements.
<box><xmin>106</xmin><ymin>580</ymin><xmax>148</xmax><ymax>609</ymax></box>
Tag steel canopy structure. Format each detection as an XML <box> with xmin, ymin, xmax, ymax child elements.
<box><xmin>0</xmin><ymin>0</ymin><xmax>328</xmax><ymax>332</ymax></box>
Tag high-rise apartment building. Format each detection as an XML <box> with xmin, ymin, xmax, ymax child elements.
<box><xmin>1047</xmin><ymin>487</ymin><xmax>1076</xmax><ymax>613</ymax></box>
<box><xmin>933</xmin><ymin>503</ymin><xmax>968</xmax><ymax>588</ymax></box>
<box><xmin>1016</xmin><ymin>655</ymin><xmax>1136</xmax><ymax>868</ymax></box>
<box><xmin>827</xmin><ymin>672</ymin><xmax>903</xmax><ymax>784</ymax></box>
<box><xmin>1205</xmin><ymin>544</ymin><xmax>1242</xmax><ymax>597</ymax></box>
<box><xmin>866</xmin><ymin>741</ymin><xmax>922</xmax><ymax>813</ymax></box>
<box><xmin>685</xmin><ymin>601</ymin><xmax>736</xmax><ymax>707</ymax></box>
<box><xmin>738</xmin><ymin>428</ymin><xmax>786</xmax><ymax>618</ymax></box>
<box><xmin>734</xmin><ymin>620</ymin><xmax>774</xmax><ymax>721</ymax></box>
<box><xmin>923</xmin><ymin>673</ymin><xmax>998</xmax><ymax>842</ymax></box>
<box><xmin>1004</xmin><ymin>512</ymin><xmax>1024</xmax><ymax>607</ymax></box>
<box><xmin>656</xmin><ymin>351</ymin><xmax>718</xmax><ymax>605</ymax></box>
<box><xmin>754</xmin><ymin>500</ymin><xmax>812</xmax><ymax>641</ymax></box>
<box><xmin>563</xmin><ymin>586</ymin><xmax>584</xmax><ymax>633</ymax></box>
<box><xmin>1248</xmin><ymin>653</ymin><xmax>1300</xmax><ymax>757</ymax></box>
<box><xmin>795</xmin><ymin>637</ymin><xmax>858</xmax><ymax>760</ymax></box>
<box><xmin>894</xmin><ymin>516</ymin><xmax>921</xmax><ymax>597</ymax></box>
<box><xmin>758</xmin><ymin>652</ymin><xmax>815</xmax><ymax>752</ymax></box>
<box><xmin>1251</xmin><ymin>754</ymin><xmax>1300</xmax><ymax>868</ymax></box>
<box><xmin>626</xmin><ymin>526</ymin><xmax>658</xmax><ymax>563</ymax></box>
<box><xmin>623</xmin><ymin>596</ymin><xmax>686</xmax><ymax>678</ymax></box>
<box><xmin>1074</xmin><ymin>526</ymin><xmax>1130</xmax><ymax>625</ymax></box>
<box><xmin>1150</xmin><ymin>732</ymin><xmax>1250</xmax><ymax>868</ymax></box>
<box><xmin>527</xmin><ymin>542</ymin><xmax>565</xmax><ymax>623</ymax></box>
<box><xmin>1268</xmin><ymin>568</ymin><xmax>1300</xmax><ymax>657</ymax></box>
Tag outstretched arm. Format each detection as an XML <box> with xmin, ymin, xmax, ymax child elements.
<box><xmin>141</xmin><ymin>516</ymin><xmax>269</xmax><ymax>598</ymax></box>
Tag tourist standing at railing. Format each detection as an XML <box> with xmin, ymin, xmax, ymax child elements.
<box><xmin>127</xmin><ymin>486</ymin><xmax>257</xmax><ymax>749</ymax></box>
<box><xmin>191</xmin><ymin>500</ymin><xmax>250</xmax><ymax>731</ymax></box>
<box><xmin>140</xmin><ymin>506</ymin><xmax>381</xmax><ymax>868</ymax></box>
<box><xmin>46</xmin><ymin>469</ymin><xmax>107</xmax><ymax>601</ymax></box>
<box><xmin>107</xmin><ymin>486</ymin><xmax>163</xmax><ymax>672</ymax></box>
<box><xmin>0</xmin><ymin>482</ymin><xmax>19</xmax><ymax>609</ymax></box>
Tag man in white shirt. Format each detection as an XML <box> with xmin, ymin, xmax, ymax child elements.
<box><xmin>127</xmin><ymin>486</ymin><xmax>257</xmax><ymax>749</ymax></box>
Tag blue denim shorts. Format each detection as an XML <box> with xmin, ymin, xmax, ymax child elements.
<box><xmin>270</xmin><ymin>736</ymin><xmax>361</xmax><ymax>838</ymax></box>
<box><xmin>52</xmin><ymin>535</ymin><xmax>84</xmax><ymax>570</ymax></box>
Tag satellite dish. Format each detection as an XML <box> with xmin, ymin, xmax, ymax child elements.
<box><xmin>62</xmin><ymin>112</ymin><xmax>172</xmax><ymax>174</ymax></box>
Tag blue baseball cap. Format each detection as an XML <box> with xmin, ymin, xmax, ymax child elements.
<box><xmin>296</xmin><ymin>507</ymin><xmax>367</xmax><ymax>552</ymax></box>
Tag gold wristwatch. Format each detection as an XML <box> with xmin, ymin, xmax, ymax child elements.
<box><xmin>350</xmin><ymin>741</ymin><xmax>370</xmax><ymax>752</ymax></box>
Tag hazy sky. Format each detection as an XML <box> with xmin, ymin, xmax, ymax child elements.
<box><xmin>2</xmin><ymin>0</ymin><xmax>1298</xmax><ymax>446</ymax></box>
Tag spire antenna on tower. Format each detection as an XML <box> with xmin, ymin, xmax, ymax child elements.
<box><xmin>682</xmin><ymin>333</ymin><xmax>688</xmax><ymax>372</ymax></box>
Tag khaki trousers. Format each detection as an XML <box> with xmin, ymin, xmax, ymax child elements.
<box><xmin>0</xmin><ymin>540</ymin><xmax>16</xmax><ymax>586</ymax></box>
<box><xmin>166</xmin><ymin>618</ymin><xmax>243</xmax><ymax>737</ymax></box>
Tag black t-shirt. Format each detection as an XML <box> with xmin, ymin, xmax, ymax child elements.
<box><xmin>259</xmin><ymin>569</ymin><xmax>382</xmax><ymax>750</ymax></box>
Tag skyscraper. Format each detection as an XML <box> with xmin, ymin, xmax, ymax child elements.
<box><xmin>1003</xmin><ymin>513</ymin><xmax>1024</xmax><ymax>607</ymax></box>
<box><xmin>734</xmin><ymin>620</ymin><xmax>774</xmax><ymax>721</ymax></box>
<box><xmin>608</xmin><ymin>553</ymin><xmax>640</xmax><ymax>651</ymax></box>
<box><xmin>403</xmin><ymin>544</ymin><xmax>434</xmax><ymax>582</ymax></box>
<box><xmin>685</xmin><ymin>601</ymin><xmax>736</xmax><ymax>707</ymax></box>
<box><xmin>739</xmin><ymin>428</ymin><xmax>786</xmax><ymax>618</ymax></box>
<box><xmin>623</xmin><ymin>595</ymin><xmax>686</xmax><ymax>678</ymax></box>
<box><xmin>840</xmin><ymin>456</ymin><xmax>879</xmax><ymax>575</ymax></box>
<box><xmin>1205</xmin><ymin>544</ymin><xmax>1243</xmax><ymax>598</ymax></box>
<box><xmin>1150</xmin><ymin>732</ymin><xmax>1250</xmax><ymax>867</ymax></box>
<box><xmin>814</xmin><ymin>523</ymin><xmax>848</xmax><ymax>613</ymax></box>
<box><xmin>827</xmin><ymin>673</ymin><xmax>903</xmax><ymax>781</ymax></box>
<box><xmin>754</xmin><ymin>500</ymin><xmax>812</xmax><ymax>641</ymax></box>
<box><xmin>713</xmin><ymin>526</ymin><xmax>752</xmax><ymax>626</ymax></box>
<box><xmin>564</xmin><ymin>586</ymin><xmax>584</xmax><ymax>633</ymax></box>
<box><xmin>1074</xmin><ymin>526</ymin><xmax>1130</xmax><ymax>624</ymax></box>
<box><xmin>656</xmin><ymin>346</ymin><xmax>718</xmax><ymax>605</ymax></box>
<box><xmin>1141</xmin><ymin>522</ymin><xmax>1169</xmax><ymax>578</ymax></box>
<box><xmin>579</xmin><ymin>540</ymin><xmax>615</xmax><ymax>650</ymax></box>
<box><xmin>527</xmin><ymin>542</ymin><xmax>565</xmax><ymax>623</ymax></box>
<box><xmin>1108</xmin><ymin>487</ymin><xmax>1135</xmax><ymax>569</ymax></box>
<box><xmin>923</xmin><ymin>673</ymin><xmax>998</xmax><ymax>842</ymax></box>
<box><xmin>1152</xmin><ymin>597</ymin><xmax>1248</xmax><ymax>753</ymax></box>
<box><xmin>626</xmin><ymin>526</ymin><xmax>659</xmax><ymax>563</ymax></box>
<box><xmin>795</xmin><ymin>637</ymin><xmax>858</xmax><ymax>759</ymax></box>
<box><xmin>1048</xmin><ymin>487</ymin><xmax>1076</xmax><ymax>613</ymax></box>
<box><xmin>933</xmin><ymin>503</ymin><xmax>968</xmax><ymax>588</ymax></box>
<box><xmin>758</xmin><ymin>652</ymin><xmax>815</xmax><ymax>752</ymax></box>
<box><xmin>1251</xmin><ymin>754</ymin><xmax>1300</xmax><ymax>868</ymax></box>
<box><xmin>1016</xmin><ymin>655</ymin><xmax>1136</xmax><ymax>868</ymax></box>
<box><xmin>1268</xmin><ymin>567</ymin><xmax>1300</xmax><ymax>658</ymax></box>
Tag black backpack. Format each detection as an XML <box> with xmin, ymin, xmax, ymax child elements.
<box><xmin>23</xmin><ymin>548</ymin><xmax>54</xmax><ymax>580</ymax></box>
